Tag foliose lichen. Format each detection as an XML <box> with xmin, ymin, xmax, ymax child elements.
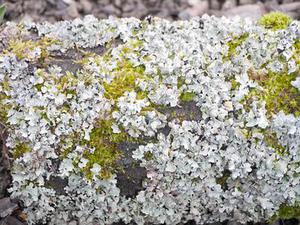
<box><xmin>0</xmin><ymin>13</ymin><xmax>300</xmax><ymax>225</ymax></box>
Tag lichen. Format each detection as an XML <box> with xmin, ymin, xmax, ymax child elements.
<box><xmin>4</xmin><ymin>15</ymin><xmax>300</xmax><ymax>225</ymax></box>
<box><xmin>258</xmin><ymin>12</ymin><xmax>292</xmax><ymax>31</ymax></box>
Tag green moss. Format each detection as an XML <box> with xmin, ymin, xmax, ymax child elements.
<box><xmin>225</xmin><ymin>33</ymin><xmax>249</xmax><ymax>60</ymax></box>
<box><xmin>245</xmin><ymin>70</ymin><xmax>300</xmax><ymax>117</ymax></box>
<box><xmin>258</xmin><ymin>12</ymin><xmax>292</xmax><ymax>31</ymax></box>
<box><xmin>177</xmin><ymin>77</ymin><xmax>185</xmax><ymax>89</ymax></box>
<box><xmin>143</xmin><ymin>151</ymin><xmax>154</xmax><ymax>161</ymax></box>
<box><xmin>263</xmin><ymin>131</ymin><xmax>286</xmax><ymax>155</ymax></box>
<box><xmin>5</xmin><ymin>37</ymin><xmax>59</xmax><ymax>62</ymax></box>
<box><xmin>271</xmin><ymin>204</ymin><xmax>300</xmax><ymax>221</ymax></box>
<box><xmin>293</xmin><ymin>40</ymin><xmax>300</xmax><ymax>66</ymax></box>
<box><xmin>12</xmin><ymin>143</ymin><xmax>31</xmax><ymax>159</ymax></box>
<box><xmin>0</xmin><ymin>80</ymin><xmax>11</xmax><ymax>122</ymax></box>
<box><xmin>179</xmin><ymin>91</ymin><xmax>196</xmax><ymax>103</ymax></box>
<box><xmin>78</xmin><ymin>119</ymin><xmax>137</xmax><ymax>180</ymax></box>
<box><xmin>230</xmin><ymin>78</ymin><xmax>241</xmax><ymax>91</ymax></box>
<box><xmin>100</xmin><ymin>40</ymin><xmax>148</xmax><ymax>101</ymax></box>
<box><xmin>103</xmin><ymin>63</ymin><xmax>146</xmax><ymax>101</ymax></box>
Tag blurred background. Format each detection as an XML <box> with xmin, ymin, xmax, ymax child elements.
<box><xmin>0</xmin><ymin>0</ymin><xmax>299</xmax><ymax>22</ymax></box>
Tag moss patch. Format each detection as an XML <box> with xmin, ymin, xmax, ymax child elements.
<box><xmin>0</xmin><ymin>80</ymin><xmax>11</xmax><ymax>122</ymax></box>
<box><xmin>5</xmin><ymin>37</ymin><xmax>59</xmax><ymax>63</ymax></box>
<box><xmin>263</xmin><ymin>132</ymin><xmax>286</xmax><ymax>155</ymax></box>
<box><xmin>271</xmin><ymin>204</ymin><xmax>300</xmax><ymax>221</ymax></box>
<box><xmin>258</xmin><ymin>12</ymin><xmax>292</xmax><ymax>31</ymax></box>
<box><xmin>78</xmin><ymin>119</ymin><xmax>138</xmax><ymax>180</ymax></box>
<box><xmin>179</xmin><ymin>91</ymin><xmax>196</xmax><ymax>103</ymax></box>
<box><xmin>243</xmin><ymin>68</ymin><xmax>300</xmax><ymax>117</ymax></box>
<box><xmin>224</xmin><ymin>33</ymin><xmax>249</xmax><ymax>60</ymax></box>
<box><xmin>103</xmin><ymin>62</ymin><xmax>146</xmax><ymax>101</ymax></box>
<box><xmin>12</xmin><ymin>143</ymin><xmax>31</xmax><ymax>159</ymax></box>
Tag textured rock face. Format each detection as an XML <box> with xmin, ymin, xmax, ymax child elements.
<box><xmin>0</xmin><ymin>14</ymin><xmax>300</xmax><ymax>225</ymax></box>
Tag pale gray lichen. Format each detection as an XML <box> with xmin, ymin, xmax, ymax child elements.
<box><xmin>0</xmin><ymin>13</ymin><xmax>300</xmax><ymax>225</ymax></box>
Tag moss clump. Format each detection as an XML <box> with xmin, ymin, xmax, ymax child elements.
<box><xmin>245</xmin><ymin>70</ymin><xmax>300</xmax><ymax>117</ymax></box>
<box><xmin>79</xmin><ymin>119</ymin><xmax>136</xmax><ymax>180</ymax></box>
<box><xmin>230</xmin><ymin>79</ymin><xmax>241</xmax><ymax>91</ymax></box>
<box><xmin>143</xmin><ymin>151</ymin><xmax>154</xmax><ymax>161</ymax></box>
<box><xmin>179</xmin><ymin>92</ymin><xmax>196</xmax><ymax>103</ymax></box>
<box><xmin>5</xmin><ymin>38</ymin><xmax>58</xmax><ymax>62</ymax></box>
<box><xmin>0</xmin><ymin>80</ymin><xmax>11</xmax><ymax>122</ymax></box>
<box><xmin>103</xmin><ymin>62</ymin><xmax>146</xmax><ymax>101</ymax></box>
<box><xmin>293</xmin><ymin>40</ymin><xmax>300</xmax><ymax>66</ymax></box>
<box><xmin>271</xmin><ymin>204</ymin><xmax>300</xmax><ymax>221</ymax></box>
<box><xmin>263</xmin><ymin>132</ymin><xmax>286</xmax><ymax>155</ymax></box>
<box><xmin>258</xmin><ymin>12</ymin><xmax>292</xmax><ymax>31</ymax></box>
<box><xmin>12</xmin><ymin>143</ymin><xmax>31</xmax><ymax>159</ymax></box>
<box><xmin>240</xmin><ymin>127</ymin><xmax>287</xmax><ymax>155</ymax></box>
<box><xmin>225</xmin><ymin>33</ymin><xmax>249</xmax><ymax>59</ymax></box>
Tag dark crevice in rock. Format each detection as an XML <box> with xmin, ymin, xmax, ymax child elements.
<box><xmin>116</xmin><ymin>142</ymin><xmax>147</xmax><ymax>198</ymax></box>
<box><xmin>44</xmin><ymin>176</ymin><xmax>68</xmax><ymax>195</ymax></box>
<box><xmin>159</xmin><ymin>101</ymin><xmax>203</xmax><ymax>123</ymax></box>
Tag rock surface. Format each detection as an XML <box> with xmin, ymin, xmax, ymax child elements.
<box><xmin>1</xmin><ymin>0</ymin><xmax>300</xmax><ymax>22</ymax></box>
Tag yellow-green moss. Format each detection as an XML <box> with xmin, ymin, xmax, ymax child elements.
<box><xmin>0</xmin><ymin>80</ymin><xmax>11</xmax><ymax>122</ymax></box>
<box><xmin>258</xmin><ymin>12</ymin><xmax>292</xmax><ymax>31</ymax></box>
<box><xmin>245</xmin><ymin>70</ymin><xmax>300</xmax><ymax>117</ymax></box>
<box><xmin>98</xmin><ymin>39</ymin><xmax>149</xmax><ymax>101</ymax></box>
<box><xmin>143</xmin><ymin>151</ymin><xmax>154</xmax><ymax>161</ymax></box>
<box><xmin>177</xmin><ymin>77</ymin><xmax>185</xmax><ymax>89</ymax></box>
<box><xmin>263</xmin><ymin>131</ymin><xmax>286</xmax><ymax>155</ymax></box>
<box><xmin>293</xmin><ymin>40</ymin><xmax>300</xmax><ymax>66</ymax></box>
<box><xmin>12</xmin><ymin>143</ymin><xmax>31</xmax><ymax>159</ymax></box>
<box><xmin>60</xmin><ymin>39</ymin><xmax>158</xmax><ymax>180</ymax></box>
<box><xmin>78</xmin><ymin>119</ymin><xmax>137</xmax><ymax>180</ymax></box>
<box><xmin>224</xmin><ymin>33</ymin><xmax>249</xmax><ymax>60</ymax></box>
<box><xmin>5</xmin><ymin>37</ymin><xmax>59</xmax><ymax>62</ymax></box>
<box><xmin>180</xmin><ymin>92</ymin><xmax>196</xmax><ymax>103</ymax></box>
<box><xmin>230</xmin><ymin>78</ymin><xmax>241</xmax><ymax>91</ymax></box>
<box><xmin>103</xmin><ymin>63</ymin><xmax>146</xmax><ymax>101</ymax></box>
<box><xmin>271</xmin><ymin>204</ymin><xmax>300</xmax><ymax>221</ymax></box>
<box><xmin>240</xmin><ymin>127</ymin><xmax>287</xmax><ymax>155</ymax></box>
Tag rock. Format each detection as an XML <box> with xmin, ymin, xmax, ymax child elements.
<box><xmin>0</xmin><ymin>198</ymin><xmax>18</xmax><ymax>218</ymax></box>
<box><xmin>102</xmin><ymin>4</ymin><xmax>121</xmax><ymax>16</ymax></box>
<box><xmin>227</xmin><ymin>222</ymin><xmax>244</xmax><ymax>225</ymax></box>
<box><xmin>239</xmin><ymin>0</ymin><xmax>256</xmax><ymax>5</ymax></box>
<box><xmin>280</xmin><ymin>2</ymin><xmax>300</xmax><ymax>12</ymax></box>
<box><xmin>223</xmin><ymin>3</ymin><xmax>266</xmax><ymax>20</ymax></box>
<box><xmin>222</xmin><ymin>0</ymin><xmax>237</xmax><ymax>10</ymax></box>
<box><xmin>79</xmin><ymin>0</ymin><xmax>93</xmax><ymax>13</ymax></box>
<box><xmin>66</xmin><ymin>2</ymin><xmax>80</xmax><ymax>18</ymax></box>
<box><xmin>6</xmin><ymin>216</ymin><xmax>24</xmax><ymax>225</ymax></box>
<box><xmin>210</xmin><ymin>0</ymin><xmax>221</xmax><ymax>10</ymax></box>
<box><xmin>123</xmin><ymin>3</ymin><xmax>136</xmax><ymax>13</ymax></box>
<box><xmin>183</xmin><ymin>0</ymin><xmax>209</xmax><ymax>17</ymax></box>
